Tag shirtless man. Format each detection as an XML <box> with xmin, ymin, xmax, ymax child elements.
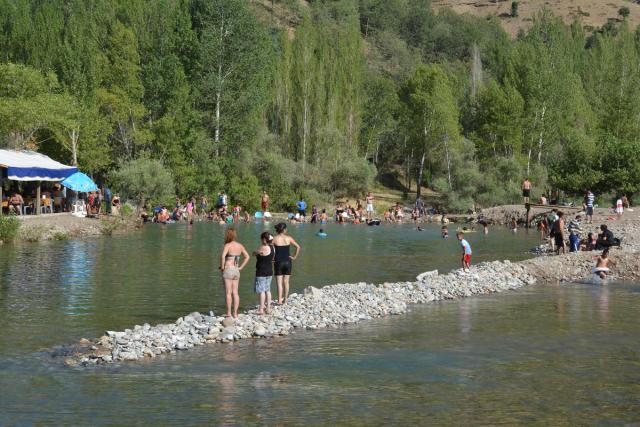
<box><xmin>365</xmin><ymin>192</ymin><xmax>374</xmax><ymax>219</ymax></box>
<box><xmin>552</xmin><ymin>211</ymin><xmax>566</xmax><ymax>255</ymax></box>
<box><xmin>593</xmin><ymin>248</ymin><xmax>615</xmax><ymax>280</ymax></box>
<box><xmin>522</xmin><ymin>178</ymin><xmax>531</xmax><ymax>204</ymax></box>
<box><xmin>261</xmin><ymin>191</ymin><xmax>269</xmax><ymax>213</ymax></box>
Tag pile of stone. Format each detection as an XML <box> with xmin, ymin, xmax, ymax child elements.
<box><xmin>70</xmin><ymin>259</ymin><xmax>539</xmax><ymax>366</ymax></box>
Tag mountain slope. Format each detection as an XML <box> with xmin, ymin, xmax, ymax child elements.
<box><xmin>433</xmin><ymin>0</ymin><xmax>640</xmax><ymax>36</ymax></box>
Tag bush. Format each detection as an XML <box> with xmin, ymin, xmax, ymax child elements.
<box><xmin>111</xmin><ymin>157</ymin><xmax>175</xmax><ymax>208</ymax></box>
<box><xmin>619</xmin><ymin>7</ymin><xmax>630</xmax><ymax>19</ymax></box>
<box><xmin>511</xmin><ymin>1</ymin><xmax>519</xmax><ymax>17</ymax></box>
<box><xmin>0</xmin><ymin>216</ymin><xmax>20</xmax><ymax>242</ymax></box>
<box><xmin>229</xmin><ymin>174</ymin><xmax>260</xmax><ymax>212</ymax></box>
<box><xmin>19</xmin><ymin>225</ymin><xmax>48</xmax><ymax>242</ymax></box>
<box><xmin>329</xmin><ymin>159</ymin><xmax>377</xmax><ymax>197</ymax></box>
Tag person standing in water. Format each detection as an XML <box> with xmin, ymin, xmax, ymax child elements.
<box><xmin>365</xmin><ymin>192</ymin><xmax>375</xmax><ymax>220</ymax></box>
<box><xmin>296</xmin><ymin>196</ymin><xmax>307</xmax><ymax>222</ymax></box>
<box><xmin>457</xmin><ymin>232</ymin><xmax>472</xmax><ymax>271</ymax></box>
<box><xmin>220</xmin><ymin>228</ymin><xmax>250</xmax><ymax>319</ymax></box>
<box><xmin>273</xmin><ymin>223</ymin><xmax>301</xmax><ymax>305</ymax></box>
<box><xmin>593</xmin><ymin>248</ymin><xmax>615</xmax><ymax>280</ymax></box>
<box><xmin>253</xmin><ymin>232</ymin><xmax>274</xmax><ymax>315</ymax></box>
<box><xmin>522</xmin><ymin>178</ymin><xmax>531</xmax><ymax>204</ymax></box>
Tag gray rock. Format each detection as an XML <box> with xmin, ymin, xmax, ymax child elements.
<box><xmin>304</xmin><ymin>286</ymin><xmax>322</xmax><ymax>298</ymax></box>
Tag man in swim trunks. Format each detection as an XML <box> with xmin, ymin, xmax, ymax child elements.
<box><xmin>457</xmin><ymin>232</ymin><xmax>472</xmax><ymax>271</ymax></box>
<box><xmin>261</xmin><ymin>190</ymin><xmax>269</xmax><ymax>212</ymax></box>
<box><xmin>522</xmin><ymin>178</ymin><xmax>531</xmax><ymax>203</ymax></box>
<box><xmin>593</xmin><ymin>248</ymin><xmax>615</xmax><ymax>280</ymax></box>
<box><xmin>365</xmin><ymin>192</ymin><xmax>374</xmax><ymax>219</ymax></box>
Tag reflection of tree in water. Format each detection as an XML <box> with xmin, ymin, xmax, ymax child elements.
<box><xmin>596</xmin><ymin>286</ymin><xmax>609</xmax><ymax>326</ymax></box>
<box><xmin>3</xmin><ymin>243</ymin><xmax>70</xmax><ymax>320</ymax></box>
<box><xmin>59</xmin><ymin>240</ymin><xmax>96</xmax><ymax>316</ymax></box>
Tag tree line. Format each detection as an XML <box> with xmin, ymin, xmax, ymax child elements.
<box><xmin>0</xmin><ymin>0</ymin><xmax>638</xmax><ymax>211</ymax></box>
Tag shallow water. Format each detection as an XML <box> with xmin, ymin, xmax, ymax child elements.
<box><xmin>2</xmin><ymin>223</ymin><xmax>639</xmax><ymax>424</ymax></box>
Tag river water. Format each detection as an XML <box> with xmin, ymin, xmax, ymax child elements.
<box><xmin>1</xmin><ymin>223</ymin><xmax>638</xmax><ymax>424</ymax></box>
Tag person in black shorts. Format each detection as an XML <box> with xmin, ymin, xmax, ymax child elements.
<box><xmin>272</xmin><ymin>223</ymin><xmax>301</xmax><ymax>304</ymax></box>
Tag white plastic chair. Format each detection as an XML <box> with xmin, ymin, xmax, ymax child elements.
<box><xmin>71</xmin><ymin>200</ymin><xmax>87</xmax><ymax>218</ymax></box>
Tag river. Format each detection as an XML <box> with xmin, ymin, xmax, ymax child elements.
<box><xmin>1</xmin><ymin>223</ymin><xmax>638</xmax><ymax>424</ymax></box>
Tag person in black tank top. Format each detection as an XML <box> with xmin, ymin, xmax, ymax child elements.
<box><xmin>253</xmin><ymin>232</ymin><xmax>275</xmax><ymax>314</ymax></box>
<box><xmin>272</xmin><ymin>223</ymin><xmax>301</xmax><ymax>304</ymax></box>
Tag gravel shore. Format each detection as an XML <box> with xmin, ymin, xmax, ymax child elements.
<box><xmin>62</xmin><ymin>209</ymin><xmax>640</xmax><ymax>367</ymax></box>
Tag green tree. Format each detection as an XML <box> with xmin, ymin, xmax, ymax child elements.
<box><xmin>400</xmin><ymin>64</ymin><xmax>460</xmax><ymax>197</ymax></box>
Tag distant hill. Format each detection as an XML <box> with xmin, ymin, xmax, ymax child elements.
<box><xmin>432</xmin><ymin>0</ymin><xmax>640</xmax><ymax>37</ymax></box>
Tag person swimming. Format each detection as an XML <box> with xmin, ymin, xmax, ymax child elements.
<box><xmin>441</xmin><ymin>226</ymin><xmax>449</xmax><ymax>238</ymax></box>
<box><xmin>593</xmin><ymin>248</ymin><xmax>615</xmax><ymax>280</ymax></box>
<box><xmin>316</xmin><ymin>228</ymin><xmax>327</xmax><ymax>237</ymax></box>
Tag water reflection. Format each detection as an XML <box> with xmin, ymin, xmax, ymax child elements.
<box><xmin>59</xmin><ymin>240</ymin><xmax>96</xmax><ymax>317</ymax></box>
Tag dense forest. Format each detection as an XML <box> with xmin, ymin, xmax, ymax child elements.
<box><xmin>1</xmin><ymin>0</ymin><xmax>639</xmax><ymax>211</ymax></box>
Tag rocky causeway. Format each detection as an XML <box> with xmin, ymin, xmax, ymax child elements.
<box><xmin>62</xmin><ymin>211</ymin><xmax>640</xmax><ymax>367</ymax></box>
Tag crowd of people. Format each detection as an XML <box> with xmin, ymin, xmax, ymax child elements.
<box><xmin>2</xmin><ymin>184</ymin><xmax>117</xmax><ymax>216</ymax></box>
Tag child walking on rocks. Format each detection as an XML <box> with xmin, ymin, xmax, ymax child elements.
<box><xmin>457</xmin><ymin>232</ymin><xmax>472</xmax><ymax>271</ymax></box>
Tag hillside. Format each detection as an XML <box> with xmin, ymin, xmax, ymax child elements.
<box><xmin>432</xmin><ymin>0</ymin><xmax>640</xmax><ymax>36</ymax></box>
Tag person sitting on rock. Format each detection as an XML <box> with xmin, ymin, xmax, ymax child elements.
<box><xmin>596</xmin><ymin>224</ymin><xmax>615</xmax><ymax>249</ymax></box>
<box><xmin>592</xmin><ymin>248</ymin><xmax>615</xmax><ymax>280</ymax></box>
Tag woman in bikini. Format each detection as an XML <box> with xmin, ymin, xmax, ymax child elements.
<box><xmin>220</xmin><ymin>228</ymin><xmax>250</xmax><ymax>318</ymax></box>
<box><xmin>272</xmin><ymin>223</ymin><xmax>301</xmax><ymax>305</ymax></box>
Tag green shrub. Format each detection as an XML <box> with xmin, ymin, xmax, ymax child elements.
<box><xmin>100</xmin><ymin>218</ymin><xmax>120</xmax><ymax>236</ymax></box>
<box><xmin>121</xmin><ymin>203</ymin><xmax>134</xmax><ymax>217</ymax></box>
<box><xmin>0</xmin><ymin>216</ymin><xmax>20</xmax><ymax>242</ymax></box>
<box><xmin>111</xmin><ymin>157</ymin><xmax>175</xmax><ymax>208</ymax></box>
<box><xmin>53</xmin><ymin>231</ymin><xmax>68</xmax><ymax>241</ymax></box>
<box><xmin>19</xmin><ymin>225</ymin><xmax>48</xmax><ymax>242</ymax></box>
<box><xmin>329</xmin><ymin>159</ymin><xmax>377</xmax><ymax>197</ymax></box>
<box><xmin>229</xmin><ymin>174</ymin><xmax>260</xmax><ymax>212</ymax></box>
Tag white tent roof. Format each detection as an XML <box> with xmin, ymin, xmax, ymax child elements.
<box><xmin>0</xmin><ymin>149</ymin><xmax>77</xmax><ymax>181</ymax></box>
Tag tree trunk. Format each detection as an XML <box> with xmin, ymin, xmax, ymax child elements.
<box><xmin>215</xmin><ymin>82</ymin><xmax>221</xmax><ymax>146</ymax></box>
<box><xmin>444</xmin><ymin>135</ymin><xmax>453</xmax><ymax>190</ymax></box>
<box><xmin>302</xmin><ymin>95</ymin><xmax>308</xmax><ymax>173</ymax></box>
<box><xmin>69</xmin><ymin>128</ymin><xmax>79</xmax><ymax>166</ymax></box>
<box><xmin>536</xmin><ymin>103</ymin><xmax>546</xmax><ymax>164</ymax></box>
<box><xmin>417</xmin><ymin>150</ymin><xmax>426</xmax><ymax>198</ymax></box>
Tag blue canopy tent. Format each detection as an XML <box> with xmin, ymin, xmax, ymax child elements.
<box><xmin>0</xmin><ymin>149</ymin><xmax>77</xmax><ymax>215</ymax></box>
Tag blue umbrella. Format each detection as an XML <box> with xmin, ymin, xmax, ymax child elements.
<box><xmin>61</xmin><ymin>171</ymin><xmax>98</xmax><ymax>192</ymax></box>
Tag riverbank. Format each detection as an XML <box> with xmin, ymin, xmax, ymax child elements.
<box><xmin>61</xmin><ymin>210</ymin><xmax>640</xmax><ymax>367</ymax></box>
<box><xmin>7</xmin><ymin>213</ymin><xmax>139</xmax><ymax>242</ymax></box>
